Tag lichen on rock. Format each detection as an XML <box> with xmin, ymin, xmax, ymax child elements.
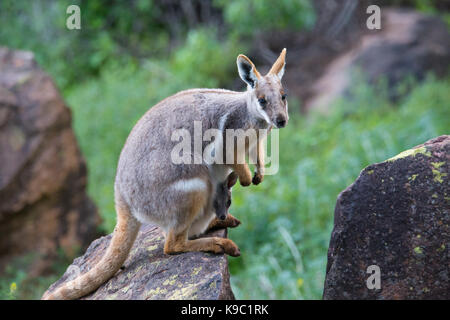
<box><xmin>324</xmin><ymin>135</ymin><xmax>449</xmax><ymax>300</ymax></box>
<box><xmin>387</xmin><ymin>145</ymin><xmax>431</xmax><ymax>161</ymax></box>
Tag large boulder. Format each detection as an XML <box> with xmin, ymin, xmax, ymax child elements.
<box><xmin>323</xmin><ymin>135</ymin><xmax>449</xmax><ymax>299</ymax></box>
<box><xmin>305</xmin><ymin>9</ymin><xmax>450</xmax><ymax>111</ymax></box>
<box><xmin>255</xmin><ymin>6</ymin><xmax>450</xmax><ymax>112</ymax></box>
<box><xmin>0</xmin><ymin>47</ymin><xmax>100</xmax><ymax>273</ymax></box>
<box><xmin>44</xmin><ymin>225</ymin><xmax>235</xmax><ymax>300</ymax></box>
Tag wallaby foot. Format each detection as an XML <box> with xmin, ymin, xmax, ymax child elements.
<box><xmin>208</xmin><ymin>214</ymin><xmax>241</xmax><ymax>230</ymax></box>
<box><xmin>164</xmin><ymin>229</ymin><xmax>240</xmax><ymax>257</ymax></box>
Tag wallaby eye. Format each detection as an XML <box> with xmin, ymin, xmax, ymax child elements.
<box><xmin>258</xmin><ymin>97</ymin><xmax>267</xmax><ymax>108</ymax></box>
<box><xmin>281</xmin><ymin>93</ymin><xmax>287</xmax><ymax>101</ymax></box>
<box><xmin>226</xmin><ymin>199</ymin><xmax>231</xmax><ymax>208</ymax></box>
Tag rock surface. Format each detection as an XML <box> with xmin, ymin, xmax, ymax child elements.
<box><xmin>45</xmin><ymin>224</ymin><xmax>235</xmax><ymax>300</ymax></box>
<box><xmin>324</xmin><ymin>135</ymin><xmax>449</xmax><ymax>299</ymax></box>
<box><xmin>0</xmin><ymin>47</ymin><xmax>100</xmax><ymax>273</ymax></box>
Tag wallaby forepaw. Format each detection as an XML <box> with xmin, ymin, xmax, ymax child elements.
<box><xmin>239</xmin><ymin>176</ymin><xmax>252</xmax><ymax>187</ymax></box>
<box><xmin>252</xmin><ymin>172</ymin><xmax>263</xmax><ymax>185</ymax></box>
<box><xmin>226</xmin><ymin>215</ymin><xmax>241</xmax><ymax>228</ymax></box>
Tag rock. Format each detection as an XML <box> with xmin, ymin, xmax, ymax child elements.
<box><xmin>242</xmin><ymin>0</ymin><xmax>373</xmax><ymax>109</ymax></box>
<box><xmin>0</xmin><ymin>47</ymin><xmax>101</xmax><ymax>274</ymax></box>
<box><xmin>45</xmin><ymin>225</ymin><xmax>235</xmax><ymax>300</ymax></box>
<box><xmin>305</xmin><ymin>9</ymin><xmax>450</xmax><ymax>111</ymax></box>
<box><xmin>323</xmin><ymin>135</ymin><xmax>449</xmax><ymax>300</ymax></box>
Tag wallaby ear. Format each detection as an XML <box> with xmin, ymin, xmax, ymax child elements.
<box><xmin>237</xmin><ymin>54</ymin><xmax>261</xmax><ymax>88</ymax></box>
<box><xmin>227</xmin><ymin>172</ymin><xmax>238</xmax><ymax>189</ymax></box>
<box><xmin>268</xmin><ymin>48</ymin><xmax>286</xmax><ymax>80</ymax></box>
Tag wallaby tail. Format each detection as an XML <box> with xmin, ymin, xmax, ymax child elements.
<box><xmin>41</xmin><ymin>200</ymin><xmax>141</xmax><ymax>300</ymax></box>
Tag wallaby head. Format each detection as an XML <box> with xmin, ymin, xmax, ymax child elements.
<box><xmin>213</xmin><ymin>172</ymin><xmax>238</xmax><ymax>220</ymax></box>
<box><xmin>237</xmin><ymin>48</ymin><xmax>288</xmax><ymax>129</ymax></box>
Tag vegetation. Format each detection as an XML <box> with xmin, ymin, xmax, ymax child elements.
<box><xmin>0</xmin><ymin>252</ymin><xmax>73</xmax><ymax>300</ymax></box>
<box><xmin>0</xmin><ymin>0</ymin><xmax>449</xmax><ymax>299</ymax></box>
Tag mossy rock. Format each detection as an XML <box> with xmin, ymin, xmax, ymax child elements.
<box><xmin>324</xmin><ymin>135</ymin><xmax>449</xmax><ymax>299</ymax></box>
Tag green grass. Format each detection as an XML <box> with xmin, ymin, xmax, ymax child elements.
<box><xmin>66</xmin><ymin>68</ymin><xmax>449</xmax><ymax>299</ymax></box>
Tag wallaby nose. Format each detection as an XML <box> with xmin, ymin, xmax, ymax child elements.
<box><xmin>219</xmin><ymin>214</ymin><xmax>226</xmax><ymax>220</ymax></box>
<box><xmin>276</xmin><ymin>115</ymin><xmax>286</xmax><ymax>128</ymax></box>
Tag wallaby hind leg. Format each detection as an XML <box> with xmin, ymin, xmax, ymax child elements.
<box><xmin>163</xmin><ymin>191</ymin><xmax>240</xmax><ymax>257</ymax></box>
<box><xmin>164</xmin><ymin>228</ymin><xmax>240</xmax><ymax>257</ymax></box>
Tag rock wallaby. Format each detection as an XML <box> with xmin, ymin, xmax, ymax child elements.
<box><xmin>42</xmin><ymin>49</ymin><xmax>288</xmax><ymax>300</ymax></box>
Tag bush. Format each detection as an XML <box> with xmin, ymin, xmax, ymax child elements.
<box><xmin>171</xmin><ymin>29</ymin><xmax>243</xmax><ymax>88</ymax></box>
<box><xmin>0</xmin><ymin>0</ymin><xmax>174</xmax><ymax>89</ymax></box>
<box><xmin>215</xmin><ymin>0</ymin><xmax>316</xmax><ymax>37</ymax></box>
